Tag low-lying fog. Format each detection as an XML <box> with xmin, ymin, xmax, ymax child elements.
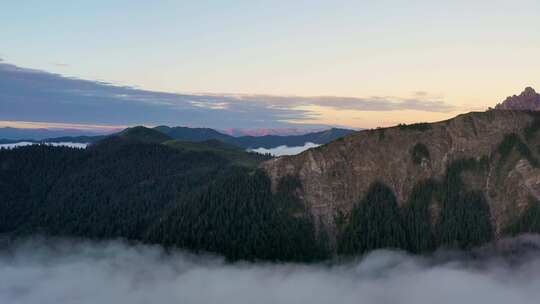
<box><xmin>2</xmin><ymin>236</ymin><xmax>540</xmax><ymax>304</ymax></box>
<box><xmin>0</xmin><ymin>142</ymin><xmax>315</xmax><ymax>156</ymax></box>
<box><xmin>0</xmin><ymin>142</ymin><xmax>88</xmax><ymax>149</ymax></box>
<box><xmin>249</xmin><ymin>142</ymin><xmax>320</xmax><ymax>156</ymax></box>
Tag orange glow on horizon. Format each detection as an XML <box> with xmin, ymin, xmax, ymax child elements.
<box><xmin>285</xmin><ymin>105</ymin><xmax>467</xmax><ymax>129</ymax></box>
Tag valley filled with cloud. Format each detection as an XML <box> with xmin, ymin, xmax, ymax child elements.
<box><xmin>2</xmin><ymin>236</ymin><xmax>540</xmax><ymax>304</ymax></box>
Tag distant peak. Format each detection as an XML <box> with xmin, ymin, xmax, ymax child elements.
<box><xmin>522</xmin><ymin>86</ymin><xmax>537</xmax><ymax>96</ymax></box>
<box><xmin>494</xmin><ymin>87</ymin><xmax>540</xmax><ymax>111</ymax></box>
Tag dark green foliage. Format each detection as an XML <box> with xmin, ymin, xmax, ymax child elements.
<box><xmin>163</xmin><ymin>139</ymin><xmax>272</xmax><ymax>167</ymax></box>
<box><xmin>337</xmin><ymin>156</ymin><xmax>495</xmax><ymax>255</ymax></box>
<box><xmin>0</xmin><ymin>134</ymin><xmax>514</xmax><ymax>260</ymax></box>
<box><xmin>498</xmin><ymin>133</ymin><xmax>520</xmax><ymax>160</ymax></box>
<box><xmin>119</xmin><ymin>126</ymin><xmax>172</xmax><ymax>143</ymax></box>
<box><xmin>0</xmin><ymin>145</ymin><xmax>85</xmax><ymax>234</ymax></box>
<box><xmin>402</xmin><ymin>180</ymin><xmax>438</xmax><ymax>253</ymax></box>
<box><xmin>337</xmin><ymin>182</ymin><xmax>407</xmax><ymax>255</ymax></box>
<box><xmin>0</xmin><ymin>141</ymin><xmax>323</xmax><ymax>262</ymax></box>
<box><xmin>436</xmin><ymin>158</ymin><xmax>493</xmax><ymax>249</ymax></box>
<box><xmin>497</xmin><ymin>133</ymin><xmax>539</xmax><ymax>167</ymax></box>
<box><xmin>524</xmin><ymin>115</ymin><xmax>540</xmax><ymax>141</ymax></box>
<box><xmin>437</xmin><ymin>191</ymin><xmax>493</xmax><ymax>249</ymax></box>
<box><xmin>154</xmin><ymin>125</ymin><xmax>233</xmax><ymax>142</ymax></box>
<box><xmin>146</xmin><ymin>170</ymin><xmax>326</xmax><ymax>262</ymax></box>
<box><xmin>411</xmin><ymin>143</ymin><xmax>430</xmax><ymax>165</ymax></box>
<box><xmin>334</xmin><ymin>209</ymin><xmax>346</xmax><ymax>232</ymax></box>
<box><xmin>0</xmin><ymin>140</ymin><xmax>228</xmax><ymax>238</ymax></box>
<box><xmin>506</xmin><ymin>199</ymin><xmax>540</xmax><ymax>235</ymax></box>
<box><xmin>398</xmin><ymin>122</ymin><xmax>432</xmax><ymax>131</ymax></box>
<box><xmin>442</xmin><ymin>157</ymin><xmax>489</xmax><ymax>202</ymax></box>
<box><xmin>448</xmin><ymin>156</ymin><xmax>490</xmax><ymax>173</ymax></box>
<box><xmin>273</xmin><ymin>176</ymin><xmax>329</xmax><ymax>260</ymax></box>
<box><xmin>377</xmin><ymin>129</ymin><xmax>386</xmax><ymax>141</ymax></box>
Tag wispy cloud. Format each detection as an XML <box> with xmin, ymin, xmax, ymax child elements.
<box><xmin>190</xmin><ymin>100</ymin><xmax>230</xmax><ymax>110</ymax></box>
<box><xmin>52</xmin><ymin>62</ymin><xmax>70</xmax><ymax>67</ymax></box>
<box><xmin>249</xmin><ymin>142</ymin><xmax>320</xmax><ymax>156</ymax></box>
<box><xmin>0</xmin><ymin>62</ymin><xmax>457</xmax><ymax>129</ymax></box>
<box><xmin>231</xmin><ymin>94</ymin><xmax>455</xmax><ymax>113</ymax></box>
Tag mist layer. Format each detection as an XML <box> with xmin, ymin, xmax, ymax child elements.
<box><xmin>1</xmin><ymin>236</ymin><xmax>540</xmax><ymax>304</ymax></box>
<box><xmin>249</xmin><ymin>142</ymin><xmax>320</xmax><ymax>156</ymax></box>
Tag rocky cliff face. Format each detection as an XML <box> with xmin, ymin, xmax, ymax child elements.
<box><xmin>495</xmin><ymin>87</ymin><xmax>540</xmax><ymax>110</ymax></box>
<box><xmin>262</xmin><ymin>109</ymin><xmax>540</xmax><ymax>246</ymax></box>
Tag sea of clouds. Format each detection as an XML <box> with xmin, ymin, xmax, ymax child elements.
<box><xmin>249</xmin><ymin>142</ymin><xmax>320</xmax><ymax>156</ymax></box>
<box><xmin>2</xmin><ymin>236</ymin><xmax>540</xmax><ymax>304</ymax></box>
<box><xmin>0</xmin><ymin>142</ymin><xmax>88</xmax><ymax>149</ymax></box>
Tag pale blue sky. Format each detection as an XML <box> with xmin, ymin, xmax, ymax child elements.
<box><xmin>1</xmin><ymin>0</ymin><xmax>539</xmax><ymax>128</ymax></box>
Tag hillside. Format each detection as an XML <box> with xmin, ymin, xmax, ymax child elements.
<box><xmin>152</xmin><ymin>126</ymin><xmax>354</xmax><ymax>148</ymax></box>
<box><xmin>163</xmin><ymin>139</ymin><xmax>271</xmax><ymax>167</ymax></box>
<box><xmin>0</xmin><ymin>134</ymin><xmax>320</xmax><ymax>262</ymax></box>
<box><xmin>155</xmin><ymin>126</ymin><xmax>233</xmax><ymax>142</ymax></box>
<box><xmin>103</xmin><ymin>126</ymin><xmax>270</xmax><ymax>168</ymax></box>
<box><xmin>1</xmin><ymin>125</ymin><xmax>355</xmax><ymax>150</ymax></box>
<box><xmin>231</xmin><ymin>128</ymin><xmax>355</xmax><ymax>149</ymax></box>
<box><xmin>119</xmin><ymin>126</ymin><xmax>172</xmax><ymax>143</ymax></box>
<box><xmin>263</xmin><ymin>109</ymin><xmax>540</xmax><ymax>252</ymax></box>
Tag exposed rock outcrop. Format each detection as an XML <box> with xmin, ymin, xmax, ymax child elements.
<box><xmin>495</xmin><ymin>87</ymin><xmax>540</xmax><ymax>110</ymax></box>
<box><xmin>262</xmin><ymin>109</ymin><xmax>540</xmax><ymax>247</ymax></box>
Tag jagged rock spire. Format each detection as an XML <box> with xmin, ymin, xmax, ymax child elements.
<box><xmin>495</xmin><ymin>87</ymin><xmax>540</xmax><ymax>110</ymax></box>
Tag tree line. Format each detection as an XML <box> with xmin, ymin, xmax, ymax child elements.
<box><xmin>0</xmin><ymin>139</ymin><xmax>325</xmax><ymax>262</ymax></box>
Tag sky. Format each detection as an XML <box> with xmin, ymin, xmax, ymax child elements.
<box><xmin>1</xmin><ymin>0</ymin><xmax>539</xmax><ymax>130</ymax></box>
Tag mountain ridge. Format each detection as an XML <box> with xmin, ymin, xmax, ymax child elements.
<box><xmin>263</xmin><ymin>108</ymin><xmax>540</xmax><ymax>249</ymax></box>
<box><xmin>0</xmin><ymin>126</ymin><xmax>356</xmax><ymax>149</ymax></box>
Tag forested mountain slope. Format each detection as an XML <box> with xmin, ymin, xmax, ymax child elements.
<box><xmin>3</xmin><ymin>110</ymin><xmax>540</xmax><ymax>260</ymax></box>
<box><xmin>0</xmin><ymin>134</ymin><xmax>322</xmax><ymax>261</ymax></box>
<box><xmin>263</xmin><ymin>110</ymin><xmax>540</xmax><ymax>253</ymax></box>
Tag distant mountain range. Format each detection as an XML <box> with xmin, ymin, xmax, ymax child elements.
<box><xmin>1</xmin><ymin>126</ymin><xmax>356</xmax><ymax>149</ymax></box>
<box><xmin>156</xmin><ymin>126</ymin><xmax>355</xmax><ymax>149</ymax></box>
<box><xmin>116</xmin><ymin>126</ymin><xmax>271</xmax><ymax>166</ymax></box>
<box><xmin>221</xmin><ymin>128</ymin><xmax>324</xmax><ymax>137</ymax></box>
<box><xmin>0</xmin><ymin>127</ymin><xmax>112</xmax><ymax>141</ymax></box>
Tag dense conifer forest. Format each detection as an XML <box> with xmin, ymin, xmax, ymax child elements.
<box><xmin>0</xmin><ymin>136</ymin><xmax>324</xmax><ymax>261</ymax></box>
<box><xmin>1</xmin><ymin>130</ymin><xmax>540</xmax><ymax>261</ymax></box>
<box><xmin>336</xmin><ymin>157</ymin><xmax>499</xmax><ymax>255</ymax></box>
